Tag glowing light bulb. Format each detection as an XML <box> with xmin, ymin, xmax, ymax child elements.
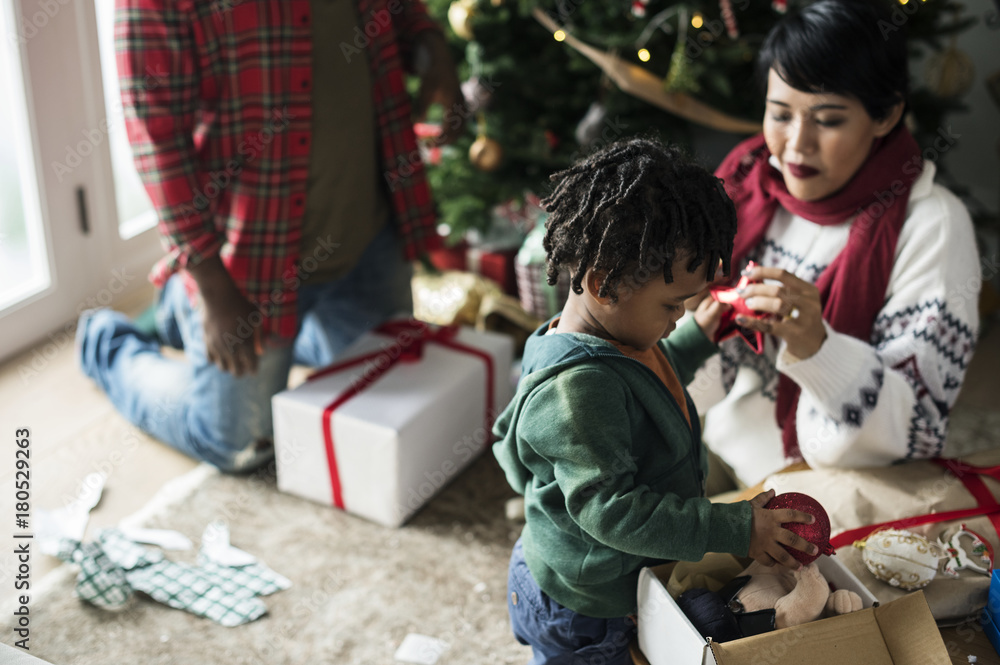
<box><xmin>692</xmin><ymin>13</ymin><xmax>704</xmax><ymax>28</ymax></box>
<box><xmin>554</xmin><ymin>30</ymin><xmax>566</xmax><ymax>41</ymax></box>
<box><xmin>637</xmin><ymin>48</ymin><xmax>650</xmax><ymax>62</ymax></box>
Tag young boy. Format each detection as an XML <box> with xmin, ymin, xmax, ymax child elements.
<box><xmin>492</xmin><ymin>138</ymin><xmax>817</xmax><ymax>665</ymax></box>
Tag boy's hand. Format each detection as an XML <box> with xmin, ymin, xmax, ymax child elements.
<box><xmin>747</xmin><ymin>489</ymin><xmax>818</xmax><ymax>569</ymax></box>
<box><xmin>692</xmin><ymin>295</ymin><xmax>729</xmax><ymax>341</ymax></box>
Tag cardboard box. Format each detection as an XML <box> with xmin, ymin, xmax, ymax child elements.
<box><xmin>637</xmin><ymin>555</ymin><xmax>951</xmax><ymax>665</ymax></box>
<box><xmin>272</xmin><ymin>324</ymin><xmax>513</xmax><ymax>527</ymax></box>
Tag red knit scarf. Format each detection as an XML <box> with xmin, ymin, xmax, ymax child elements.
<box><xmin>714</xmin><ymin>126</ymin><xmax>922</xmax><ymax>459</ymax></box>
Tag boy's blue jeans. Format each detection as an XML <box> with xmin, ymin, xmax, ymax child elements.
<box><xmin>508</xmin><ymin>539</ymin><xmax>636</xmax><ymax>665</ymax></box>
<box><xmin>77</xmin><ymin>226</ymin><xmax>412</xmax><ymax>472</ymax></box>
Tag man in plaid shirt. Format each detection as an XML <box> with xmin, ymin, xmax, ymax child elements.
<box><xmin>78</xmin><ymin>0</ymin><xmax>463</xmax><ymax>471</ymax></box>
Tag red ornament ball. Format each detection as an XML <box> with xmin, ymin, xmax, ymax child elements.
<box><xmin>764</xmin><ymin>492</ymin><xmax>835</xmax><ymax>565</ymax></box>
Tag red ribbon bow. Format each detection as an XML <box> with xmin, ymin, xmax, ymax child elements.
<box><xmin>306</xmin><ymin>320</ymin><xmax>495</xmax><ymax>510</ymax></box>
<box><xmin>709</xmin><ymin>260</ymin><xmax>771</xmax><ymax>354</ymax></box>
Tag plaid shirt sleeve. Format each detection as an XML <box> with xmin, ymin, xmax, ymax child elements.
<box><xmin>115</xmin><ymin>0</ymin><xmax>222</xmax><ymax>272</ymax></box>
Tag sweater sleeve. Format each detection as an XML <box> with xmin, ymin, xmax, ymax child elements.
<box><xmin>776</xmin><ymin>186</ymin><xmax>980</xmax><ymax>468</ymax></box>
<box><xmin>662</xmin><ymin>317</ymin><xmax>719</xmax><ymax>386</ymax></box>
<box><xmin>523</xmin><ymin>367</ymin><xmax>752</xmax><ymax>561</ymax></box>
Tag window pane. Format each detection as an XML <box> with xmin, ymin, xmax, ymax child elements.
<box><xmin>95</xmin><ymin>0</ymin><xmax>156</xmax><ymax>239</ymax></box>
<box><xmin>0</xmin><ymin>4</ymin><xmax>50</xmax><ymax>311</ymax></box>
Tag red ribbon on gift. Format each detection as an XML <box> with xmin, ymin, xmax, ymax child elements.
<box><xmin>828</xmin><ymin>459</ymin><xmax>1000</xmax><ymax>549</ymax></box>
<box><xmin>305</xmin><ymin>319</ymin><xmax>495</xmax><ymax>510</ymax></box>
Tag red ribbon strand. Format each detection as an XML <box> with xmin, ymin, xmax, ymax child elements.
<box><xmin>828</xmin><ymin>459</ymin><xmax>1000</xmax><ymax>550</ymax></box>
<box><xmin>305</xmin><ymin>320</ymin><xmax>495</xmax><ymax>510</ymax></box>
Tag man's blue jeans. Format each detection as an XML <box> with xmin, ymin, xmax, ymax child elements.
<box><xmin>77</xmin><ymin>227</ymin><xmax>412</xmax><ymax>472</ymax></box>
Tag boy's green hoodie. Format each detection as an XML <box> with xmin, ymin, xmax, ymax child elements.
<box><xmin>492</xmin><ymin>318</ymin><xmax>752</xmax><ymax>618</ymax></box>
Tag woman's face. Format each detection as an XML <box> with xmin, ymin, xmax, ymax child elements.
<box><xmin>762</xmin><ymin>69</ymin><xmax>901</xmax><ymax>202</ymax></box>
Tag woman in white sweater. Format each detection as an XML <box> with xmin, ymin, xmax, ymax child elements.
<box><xmin>693</xmin><ymin>0</ymin><xmax>981</xmax><ymax>488</ymax></box>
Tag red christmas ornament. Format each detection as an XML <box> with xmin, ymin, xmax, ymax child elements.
<box><xmin>765</xmin><ymin>492</ymin><xmax>835</xmax><ymax>565</ymax></box>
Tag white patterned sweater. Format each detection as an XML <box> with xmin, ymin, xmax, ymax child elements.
<box><xmin>689</xmin><ymin>161</ymin><xmax>981</xmax><ymax>487</ymax></box>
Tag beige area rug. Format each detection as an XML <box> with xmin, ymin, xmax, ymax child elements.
<box><xmin>6</xmin><ymin>455</ymin><xmax>531</xmax><ymax>665</ymax></box>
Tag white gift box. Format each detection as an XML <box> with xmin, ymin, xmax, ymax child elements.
<box><xmin>272</xmin><ymin>322</ymin><xmax>513</xmax><ymax>527</ymax></box>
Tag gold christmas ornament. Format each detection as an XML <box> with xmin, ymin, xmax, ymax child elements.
<box><xmin>854</xmin><ymin>528</ymin><xmax>945</xmax><ymax>591</ymax></box>
<box><xmin>925</xmin><ymin>40</ymin><xmax>976</xmax><ymax>99</ymax></box>
<box><xmin>447</xmin><ymin>0</ymin><xmax>476</xmax><ymax>40</ymax></box>
<box><xmin>469</xmin><ymin>135</ymin><xmax>503</xmax><ymax>172</ymax></box>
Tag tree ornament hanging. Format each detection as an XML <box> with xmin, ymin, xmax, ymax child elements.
<box><xmin>664</xmin><ymin>36</ymin><xmax>700</xmax><ymax>94</ymax></box>
<box><xmin>462</xmin><ymin>76</ymin><xmax>495</xmax><ymax>113</ymax></box>
<box><xmin>772</xmin><ymin>0</ymin><xmax>787</xmax><ymax>14</ymax></box>
<box><xmin>925</xmin><ymin>37</ymin><xmax>976</xmax><ymax>99</ymax></box>
<box><xmin>574</xmin><ymin>101</ymin><xmax>609</xmax><ymax>149</ymax></box>
<box><xmin>447</xmin><ymin>0</ymin><xmax>476</xmax><ymax>40</ymax></box>
<box><xmin>469</xmin><ymin>134</ymin><xmax>504</xmax><ymax>171</ymax></box>
<box><xmin>631</xmin><ymin>0</ymin><xmax>650</xmax><ymax>18</ymax></box>
<box><xmin>720</xmin><ymin>0</ymin><xmax>740</xmax><ymax>38</ymax></box>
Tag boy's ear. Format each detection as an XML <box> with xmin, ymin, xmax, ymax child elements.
<box><xmin>584</xmin><ymin>269</ymin><xmax>612</xmax><ymax>305</ymax></box>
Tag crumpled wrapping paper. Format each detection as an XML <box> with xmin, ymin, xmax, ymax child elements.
<box><xmin>412</xmin><ymin>268</ymin><xmax>540</xmax><ymax>356</ymax></box>
<box><xmin>764</xmin><ymin>448</ymin><xmax>1000</xmax><ymax>624</ymax></box>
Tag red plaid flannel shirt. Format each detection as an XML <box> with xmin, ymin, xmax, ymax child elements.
<box><xmin>116</xmin><ymin>0</ymin><xmax>442</xmax><ymax>341</ymax></box>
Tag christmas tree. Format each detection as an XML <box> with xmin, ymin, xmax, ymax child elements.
<box><xmin>421</xmin><ymin>0</ymin><xmax>979</xmax><ymax>240</ymax></box>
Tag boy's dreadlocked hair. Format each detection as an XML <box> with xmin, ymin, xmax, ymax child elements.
<box><xmin>541</xmin><ymin>137</ymin><xmax>738</xmax><ymax>302</ymax></box>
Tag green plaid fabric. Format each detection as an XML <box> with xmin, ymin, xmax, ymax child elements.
<box><xmin>98</xmin><ymin>529</ymin><xmax>164</xmax><ymax>569</ymax></box>
<box><xmin>61</xmin><ymin>539</ymin><xmax>133</xmax><ymax>611</ymax></box>
<box><xmin>126</xmin><ymin>561</ymin><xmax>268</xmax><ymax>627</ymax></box>
<box><xmin>57</xmin><ymin>528</ymin><xmax>289</xmax><ymax>626</ymax></box>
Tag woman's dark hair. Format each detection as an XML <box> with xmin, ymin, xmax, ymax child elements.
<box><xmin>541</xmin><ymin>137</ymin><xmax>737</xmax><ymax>302</ymax></box>
<box><xmin>757</xmin><ymin>0</ymin><xmax>909</xmax><ymax>121</ymax></box>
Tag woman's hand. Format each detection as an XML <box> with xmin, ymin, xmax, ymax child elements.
<box><xmin>737</xmin><ymin>265</ymin><xmax>826</xmax><ymax>359</ymax></box>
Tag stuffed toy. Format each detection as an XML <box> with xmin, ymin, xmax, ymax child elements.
<box><xmin>678</xmin><ymin>560</ymin><xmax>865</xmax><ymax>643</ymax></box>
<box><xmin>677</xmin><ymin>492</ymin><xmax>862</xmax><ymax>642</ymax></box>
